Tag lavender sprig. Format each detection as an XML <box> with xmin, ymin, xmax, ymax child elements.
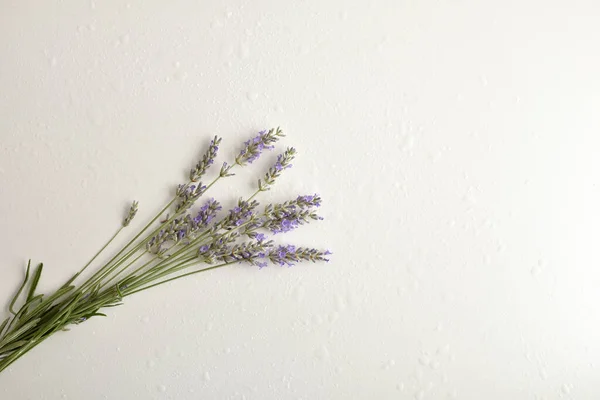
<box><xmin>0</xmin><ymin>127</ymin><xmax>329</xmax><ymax>376</ymax></box>
<box><xmin>257</xmin><ymin>147</ymin><xmax>296</xmax><ymax>193</ymax></box>
<box><xmin>235</xmin><ymin>127</ymin><xmax>284</xmax><ymax>166</ymax></box>
<box><xmin>122</xmin><ymin>201</ymin><xmax>139</xmax><ymax>227</ymax></box>
<box><xmin>190</xmin><ymin>136</ymin><xmax>221</xmax><ymax>182</ymax></box>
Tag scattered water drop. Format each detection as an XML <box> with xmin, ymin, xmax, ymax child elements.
<box><xmin>314</xmin><ymin>345</ymin><xmax>330</xmax><ymax>361</ymax></box>
<box><xmin>246</xmin><ymin>92</ymin><xmax>258</xmax><ymax>102</ymax></box>
<box><xmin>414</xmin><ymin>390</ymin><xmax>425</xmax><ymax>400</ymax></box>
<box><xmin>157</xmin><ymin>384</ymin><xmax>166</xmax><ymax>393</ymax></box>
<box><xmin>204</xmin><ymin>371</ymin><xmax>211</xmax><ymax>382</ymax></box>
<box><xmin>431</xmin><ymin>360</ymin><xmax>441</xmax><ymax>370</ymax></box>
<box><xmin>142</xmin><ymin>316</ymin><xmax>150</xmax><ymax>323</ymax></box>
<box><xmin>561</xmin><ymin>384</ymin><xmax>571</xmax><ymax>394</ymax></box>
<box><xmin>147</xmin><ymin>360</ymin><xmax>156</xmax><ymax>368</ymax></box>
<box><xmin>396</xmin><ymin>382</ymin><xmax>405</xmax><ymax>391</ymax></box>
<box><xmin>419</xmin><ymin>355</ymin><xmax>431</xmax><ymax>366</ymax></box>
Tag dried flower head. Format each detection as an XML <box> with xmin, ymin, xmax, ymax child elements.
<box><xmin>122</xmin><ymin>201</ymin><xmax>139</xmax><ymax>227</ymax></box>
<box><xmin>235</xmin><ymin>127</ymin><xmax>284</xmax><ymax>166</ymax></box>
<box><xmin>190</xmin><ymin>136</ymin><xmax>221</xmax><ymax>182</ymax></box>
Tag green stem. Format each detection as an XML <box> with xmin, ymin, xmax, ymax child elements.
<box><xmin>124</xmin><ymin>261</ymin><xmax>235</xmax><ymax>297</ymax></box>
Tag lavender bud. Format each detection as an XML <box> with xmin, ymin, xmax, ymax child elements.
<box><xmin>235</xmin><ymin>127</ymin><xmax>284</xmax><ymax>166</ymax></box>
<box><xmin>190</xmin><ymin>136</ymin><xmax>221</xmax><ymax>182</ymax></box>
<box><xmin>122</xmin><ymin>201</ymin><xmax>139</xmax><ymax>227</ymax></box>
<box><xmin>258</xmin><ymin>147</ymin><xmax>296</xmax><ymax>192</ymax></box>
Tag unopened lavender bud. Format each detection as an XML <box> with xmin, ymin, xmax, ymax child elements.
<box><xmin>122</xmin><ymin>201</ymin><xmax>139</xmax><ymax>227</ymax></box>
<box><xmin>190</xmin><ymin>136</ymin><xmax>221</xmax><ymax>182</ymax></box>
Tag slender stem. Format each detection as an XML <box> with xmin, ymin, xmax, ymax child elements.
<box><xmin>79</xmin><ymin>198</ymin><xmax>176</xmax><ymax>293</ymax></box>
<box><xmin>77</xmin><ymin>227</ymin><xmax>123</xmax><ymax>279</ymax></box>
<box><xmin>124</xmin><ymin>261</ymin><xmax>235</xmax><ymax>297</ymax></box>
<box><xmin>96</xmin><ymin>251</ymin><xmax>147</xmax><ymax>289</ymax></box>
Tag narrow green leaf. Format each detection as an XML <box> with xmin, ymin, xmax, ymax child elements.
<box><xmin>21</xmin><ymin>294</ymin><xmax>44</xmax><ymax>317</ymax></box>
<box><xmin>0</xmin><ymin>340</ymin><xmax>28</xmax><ymax>355</ymax></box>
<box><xmin>0</xmin><ymin>317</ymin><xmax>10</xmax><ymax>337</ymax></box>
<box><xmin>0</xmin><ymin>318</ymin><xmax>40</xmax><ymax>348</ymax></box>
<box><xmin>115</xmin><ymin>283</ymin><xmax>124</xmax><ymax>298</ymax></box>
<box><xmin>61</xmin><ymin>272</ymin><xmax>79</xmax><ymax>289</ymax></box>
<box><xmin>26</xmin><ymin>263</ymin><xmax>43</xmax><ymax>302</ymax></box>
<box><xmin>101</xmin><ymin>303</ymin><xmax>123</xmax><ymax>308</ymax></box>
<box><xmin>9</xmin><ymin>260</ymin><xmax>31</xmax><ymax>315</ymax></box>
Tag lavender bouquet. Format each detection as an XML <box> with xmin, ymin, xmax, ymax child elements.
<box><xmin>0</xmin><ymin>128</ymin><xmax>329</xmax><ymax>373</ymax></box>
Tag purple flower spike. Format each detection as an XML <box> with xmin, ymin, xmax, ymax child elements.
<box><xmin>190</xmin><ymin>136</ymin><xmax>221</xmax><ymax>182</ymax></box>
<box><xmin>235</xmin><ymin>128</ymin><xmax>284</xmax><ymax>166</ymax></box>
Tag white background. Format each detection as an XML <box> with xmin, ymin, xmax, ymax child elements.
<box><xmin>1</xmin><ymin>1</ymin><xmax>600</xmax><ymax>399</ymax></box>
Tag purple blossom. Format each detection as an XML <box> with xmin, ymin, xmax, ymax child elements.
<box><xmin>274</xmin><ymin>153</ymin><xmax>293</xmax><ymax>171</ymax></box>
<box><xmin>193</xmin><ymin>198</ymin><xmax>222</xmax><ymax>227</ymax></box>
<box><xmin>190</xmin><ymin>136</ymin><xmax>221</xmax><ymax>182</ymax></box>
<box><xmin>235</xmin><ymin>128</ymin><xmax>283</xmax><ymax>166</ymax></box>
<box><xmin>296</xmin><ymin>194</ymin><xmax>321</xmax><ymax>208</ymax></box>
<box><xmin>267</xmin><ymin>245</ymin><xmax>330</xmax><ymax>266</ymax></box>
<box><xmin>254</xmin><ymin>233</ymin><xmax>267</xmax><ymax>242</ymax></box>
<box><xmin>257</xmin><ymin>147</ymin><xmax>296</xmax><ymax>192</ymax></box>
<box><xmin>227</xmin><ymin>200</ymin><xmax>257</xmax><ymax>227</ymax></box>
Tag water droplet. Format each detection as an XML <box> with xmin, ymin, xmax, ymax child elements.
<box><xmin>50</xmin><ymin>57</ymin><xmax>57</xmax><ymax>67</ymax></box>
<box><xmin>158</xmin><ymin>384</ymin><xmax>167</xmax><ymax>393</ymax></box>
<box><xmin>539</xmin><ymin>368</ymin><xmax>548</xmax><ymax>380</ymax></box>
<box><xmin>206</xmin><ymin>322</ymin><xmax>214</xmax><ymax>331</ymax></box>
<box><xmin>204</xmin><ymin>371</ymin><xmax>211</xmax><ymax>381</ymax></box>
<box><xmin>142</xmin><ymin>316</ymin><xmax>150</xmax><ymax>323</ymax></box>
<box><xmin>147</xmin><ymin>360</ymin><xmax>156</xmax><ymax>368</ymax></box>
<box><xmin>401</xmin><ymin>135</ymin><xmax>415</xmax><ymax>152</ymax></box>
<box><xmin>419</xmin><ymin>355</ymin><xmax>430</xmax><ymax>366</ymax></box>
<box><xmin>414</xmin><ymin>390</ymin><xmax>425</xmax><ymax>400</ymax></box>
<box><xmin>431</xmin><ymin>360</ymin><xmax>441</xmax><ymax>370</ymax></box>
<box><xmin>396</xmin><ymin>382</ymin><xmax>405</xmax><ymax>391</ymax></box>
<box><xmin>246</xmin><ymin>92</ymin><xmax>258</xmax><ymax>102</ymax></box>
<box><xmin>314</xmin><ymin>345</ymin><xmax>330</xmax><ymax>361</ymax></box>
<box><xmin>561</xmin><ymin>384</ymin><xmax>571</xmax><ymax>394</ymax></box>
<box><xmin>328</xmin><ymin>312</ymin><xmax>339</xmax><ymax>323</ymax></box>
<box><xmin>212</xmin><ymin>19</ymin><xmax>224</xmax><ymax>29</ymax></box>
<box><xmin>173</xmin><ymin>71</ymin><xmax>188</xmax><ymax>81</ymax></box>
<box><xmin>224</xmin><ymin>347</ymin><xmax>231</xmax><ymax>354</ymax></box>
